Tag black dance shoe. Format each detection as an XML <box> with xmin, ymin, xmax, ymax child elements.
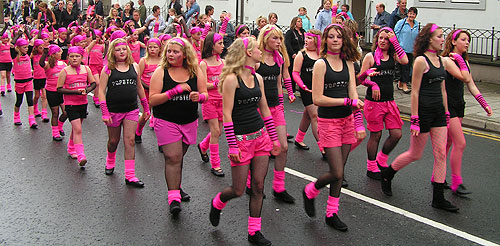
<box><xmin>341</xmin><ymin>178</ymin><xmax>348</xmax><ymax>188</ymax></box>
<box><xmin>42</xmin><ymin>118</ymin><xmax>49</xmax><ymax>123</ymax></box>
<box><xmin>0</xmin><ymin>91</ymin><xmax>4</xmax><ymax>96</ymax></box>
<box><xmin>453</xmin><ymin>184</ymin><xmax>472</xmax><ymax>196</ymax></box>
<box><xmin>302</xmin><ymin>189</ymin><xmax>315</xmax><ymax>217</ymax></box>
<box><xmin>53</xmin><ymin>136</ymin><xmax>63</xmax><ymax>141</ymax></box>
<box><xmin>366</xmin><ymin>170</ymin><xmax>381</xmax><ymax>180</ymax></box>
<box><xmin>105</xmin><ymin>167</ymin><xmax>114</xmax><ymax>175</ymax></box>
<box><xmin>169</xmin><ymin>200</ymin><xmax>181</xmax><ymax>215</ymax></box>
<box><xmin>381</xmin><ymin>167</ymin><xmax>397</xmax><ymax>196</ymax></box>
<box><xmin>125</xmin><ymin>179</ymin><xmax>145</xmax><ymax>188</ymax></box>
<box><xmin>197</xmin><ymin>144</ymin><xmax>209</xmax><ymax>162</ymax></box>
<box><xmin>432</xmin><ymin>199</ymin><xmax>459</xmax><ymax>212</ymax></box>
<box><xmin>59</xmin><ymin>130</ymin><xmax>65</xmax><ymax>136</ymax></box>
<box><xmin>325</xmin><ymin>214</ymin><xmax>348</xmax><ymax>231</ymax></box>
<box><xmin>209</xmin><ymin>200</ymin><xmax>221</xmax><ymax>226</ymax></box>
<box><xmin>135</xmin><ymin>134</ymin><xmax>142</xmax><ymax>144</ymax></box>
<box><xmin>273</xmin><ymin>190</ymin><xmax>295</xmax><ymax>204</ymax></box>
<box><xmin>180</xmin><ymin>189</ymin><xmax>191</xmax><ymax>201</ymax></box>
<box><xmin>30</xmin><ymin>123</ymin><xmax>38</xmax><ymax>129</ymax></box>
<box><xmin>211</xmin><ymin>168</ymin><xmax>225</xmax><ymax>177</ymax></box>
<box><xmin>294</xmin><ymin>141</ymin><xmax>310</xmax><ymax>150</ymax></box>
<box><xmin>248</xmin><ymin>231</ymin><xmax>272</xmax><ymax>246</ymax></box>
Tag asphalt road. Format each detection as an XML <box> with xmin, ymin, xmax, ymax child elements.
<box><xmin>0</xmin><ymin>92</ymin><xmax>498</xmax><ymax>245</ymax></box>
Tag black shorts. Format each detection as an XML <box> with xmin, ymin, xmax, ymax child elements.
<box><xmin>299</xmin><ymin>89</ymin><xmax>313</xmax><ymax>106</ymax></box>
<box><xmin>418</xmin><ymin>104</ymin><xmax>446</xmax><ymax>133</ymax></box>
<box><xmin>46</xmin><ymin>90</ymin><xmax>63</xmax><ymax>108</ymax></box>
<box><xmin>449</xmin><ymin>102</ymin><xmax>465</xmax><ymax>119</ymax></box>
<box><xmin>0</xmin><ymin>62</ymin><xmax>12</xmax><ymax>71</ymax></box>
<box><xmin>66</xmin><ymin>104</ymin><xmax>87</xmax><ymax>121</ymax></box>
<box><xmin>33</xmin><ymin>78</ymin><xmax>46</xmax><ymax>90</ymax></box>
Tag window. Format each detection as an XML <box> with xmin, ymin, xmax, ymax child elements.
<box><xmin>414</xmin><ymin>0</ymin><xmax>485</xmax><ymax>10</ymax></box>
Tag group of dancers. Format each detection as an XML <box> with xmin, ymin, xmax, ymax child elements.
<box><xmin>0</xmin><ymin>10</ymin><xmax>493</xmax><ymax>246</ymax></box>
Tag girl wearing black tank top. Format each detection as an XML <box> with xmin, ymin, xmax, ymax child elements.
<box><xmin>209</xmin><ymin>37</ymin><xmax>280</xmax><ymax>246</ymax></box>
<box><xmin>291</xmin><ymin>29</ymin><xmax>324</xmax><ymax>156</ymax></box>
<box><xmin>358</xmin><ymin>27</ymin><xmax>408</xmax><ymax>180</ymax></box>
<box><xmin>381</xmin><ymin>24</ymin><xmax>459</xmax><ymax>212</ymax></box>
<box><xmin>303</xmin><ymin>24</ymin><xmax>364</xmax><ymax>231</ymax></box>
<box><xmin>98</xmin><ymin>39</ymin><xmax>149</xmax><ymax>188</ymax></box>
<box><xmin>253</xmin><ymin>24</ymin><xmax>296</xmax><ymax>203</ymax></box>
<box><xmin>440</xmin><ymin>30</ymin><xmax>492</xmax><ymax>195</ymax></box>
<box><xmin>149</xmin><ymin>38</ymin><xmax>208</xmax><ymax>216</ymax></box>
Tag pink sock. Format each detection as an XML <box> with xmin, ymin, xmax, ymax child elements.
<box><xmin>317</xmin><ymin>141</ymin><xmax>324</xmax><ymax>152</ymax></box>
<box><xmin>0</xmin><ymin>85</ymin><xmax>4</xmax><ymax>92</ymax></box>
<box><xmin>28</xmin><ymin>115</ymin><xmax>36</xmax><ymax>126</ymax></box>
<box><xmin>14</xmin><ymin>112</ymin><xmax>21</xmax><ymax>123</ymax></box>
<box><xmin>51</xmin><ymin>126</ymin><xmax>60</xmax><ymax>137</ymax></box>
<box><xmin>366</xmin><ymin>160</ymin><xmax>380</xmax><ymax>172</ymax></box>
<box><xmin>136</xmin><ymin>123</ymin><xmax>145</xmax><ymax>136</ymax></box>
<box><xmin>106</xmin><ymin>151</ymin><xmax>116</xmax><ymax>169</ymax></box>
<box><xmin>273</xmin><ymin>170</ymin><xmax>286</xmax><ymax>193</ymax></box>
<box><xmin>74</xmin><ymin>143</ymin><xmax>86</xmax><ymax>162</ymax></box>
<box><xmin>326</xmin><ymin>196</ymin><xmax>340</xmax><ymax>218</ymax></box>
<box><xmin>295</xmin><ymin>129</ymin><xmax>306</xmax><ymax>143</ymax></box>
<box><xmin>376</xmin><ymin>151</ymin><xmax>389</xmax><ymax>168</ymax></box>
<box><xmin>199</xmin><ymin>133</ymin><xmax>211</xmax><ymax>152</ymax></box>
<box><xmin>33</xmin><ymin>104</ymin><xmax>40</xmax><ymax>115</ymax></box>
<box><xmin>451</xmin><ymin>174</ymin><xmax>462</xmax><ymax>191</ymax></box>
<box><xmin>209</xmin><ymin>144</ymin><xmax>220</xmax><ymax>169</ymax></box>
<box><xmin>168</xmin><ymin>190</ymin><xmax>181</xmax><ymax>204</ymax></box>
<box><xmin>7</xmin><ymin>84</ymin><xmax>11</xmax><ymax>90</ymax></box>
<box><xmin>124</xmin><ymin>160</ymin><xmax>139</xmax><ymax>182</ymax></box>
<box><xmin>41</xmin><ymin>108</ymin><xmax>48</xmax><ymax>119</ymax></box>
<box><xmin>246</xmin><ymin>170</ymin><xmax>252</xmax><ymax>189</ymax></box>
<box><xmin>248</xmin><ymin>217</ymin><xmax>261</xmax><ymax>236</ymax></box>
<box><xmin>305</xmin><ymin>182</ymin><xmax>320</xmax><ymax>199</ymax></box>
<box><xmin>212</xmin><ymin>192</ymin><xmax>227</xmax><ymax>210</ymax></box>
<box><xmin>58</xmin><ymin>120</ymin><xmax>65</xmax><ymax>132</ymax></box>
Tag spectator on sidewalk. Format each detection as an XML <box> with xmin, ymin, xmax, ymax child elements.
<box><xmin>389</xmin><ymin>0</ymin><xmax>407</xmax><ymax>29</ymax></box>
<box><xmin>95</xmin><ymin>0</ymin><xmax>104</xmax><ymax>17</ymax></box>
<box><xmin>371</xmin><ymin>3</ymin><xmax>390</xmax><ymax>34</ymax></box>
<box><xmin>185</xmin><ymin>0</ymin><xmax>199</xmax><ymax>27</ymax></box>
<box><xmin>285</xmin><ymin>16</ymin><xmax>305</xmax><ymax>94</ymax></box>
<box><xmin>298</xmin><ymin>7</ymin><xmax>311</xmax><ymax>32</ymax></box>
<box><xmin>53</xmin><ymin>0</ymin><xmax>64</xmax><ymax>28</ymax></box>
<box><xmin>168</xmin><ymin>0</ymin><xmax>182</xmax><ymax>16</ymax></box>
<box><xmin>145</xmin><ymin>5</ymin><xmax>166</xmax><ymax>37</ymax></box>
<box><xmin>315</xmin><ymin>0</ymin><xmax>333</xmax><ymax>32</ymax></box>
<box><xmin>138</xmin><ymin>0</ymin><xmax>146</xmax><ymax>24</ymax></box>
<box><xmin>336</xmin><ymin>4</ymin><xmax>354</xmax><ymax>20</ymax></box>
<box><xmin>394</xmin><ymin>6</ymin><xmax>418</xmax><ymax>94</ymax></box>
<box><xmin>268</xmin><ymin>12</ymin><xmax>278</xmax><ymax>25</ymax></box>
<box><xmin>251</xmin><ymin>15</ymin><xmax>267</xmax><ymax>38</ymax></box>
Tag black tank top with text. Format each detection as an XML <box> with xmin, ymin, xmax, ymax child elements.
<box><xmin>256</xmin><ymin>62</ymin><xmax>280</xmax><ymax>107</ymax></box>
<box><xmin>106</xmin><ymin>64</ymin><xmax>138</xmax><ymax>113</ymax></box>
<box><xmin>366</xmin><ymin>52</ymin><xmax>395</xmax><ymax>101</ymax></box>
<box><xmin>419</xmin><ymin>55</ymin><xmax>446</xmax><ymax>108</ymax></box>
<box><xmin>232</xmin><ymin>76</ymin><xmax>264</xmax><ymax>135</ymax></box>
<box><xmin>318</xmin><ymin>58</ymin><xmax>352</xmax><ymax>119</ymax></box>
<box><xmin>445</xmin><ymin>59</ymin><xmax>468</xmax><ymax>107</ymax></box>
<box><xmin>300</xmin><ymin>50</ymin><xmax>316</xmax><ymax>90</ymax></box>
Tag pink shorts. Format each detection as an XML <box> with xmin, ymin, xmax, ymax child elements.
<box><xmin>154</xmin><ymin>118</ymin><xmax>198</xmax><ymax>146</ymax></box>
<box><xmin>89</xmin><ymin>64</ymin><xmax>103</xmax><ymax>76</ymax></box>
<box><xmin>15</xmin><ymin>81</ymin><xmax>33</xmax><ymax>94</ymax></box>
<box><xmin>364</xmin><ymin>100</ymin><xmax>403</xmax><ymax>132</ymax></box>
<box><xmin>230</xmin><ymin>128</ymin><xmax>272</xmax><ymax>167</ymax></box>
<box><xmin>108</xmin><ymin>109</ymin><xmax>139</xmax><ymax>127</ymax></box>
<box><xmin>318</xmin><ymin>115</ymin><xmax>357</xmax><ymax>148</ymax></box>
<box><xmin>258</xmin><ymin>105</ymin><xmax>286</xmax><ymax>126</ymax></box>
<box><xmin>202</xmin><ymin>98</ymin><xmax>223</xmax><ymax>121</ymax></box>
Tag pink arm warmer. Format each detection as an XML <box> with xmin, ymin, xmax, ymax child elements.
<box><xmin>292</xmin><ymin>71</ymin><xmax>309</xmax><ymax>91</ymax></box>
<box><xmin>165</xmin><ymin>84</ymin><xmax>185</xmax><ymax>99</ymax></box>
<box><xmin>389</xmin><ymin>36</ymin><xmax>405</xmax><ymax>59</ymax></box>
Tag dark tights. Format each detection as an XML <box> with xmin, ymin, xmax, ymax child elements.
<box><xmin>50</xmin><ymin>105</ymin><xmax>67</xmax><ymax>126</ymax></box>
<box><xmin>15</xmin><ymin>91</ymin><xmax>34</xmax><ymax>107</ymax></box>
<box><xmin>366</xmin><ymin>129</ymin><xmax>402</xmax><ymax>160</ymax></box>
<box><xmin>314</xmin><ymin>145</ymin><xmax>351</xmax><ymax>197</ymax></box>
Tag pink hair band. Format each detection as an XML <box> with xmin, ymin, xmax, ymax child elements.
<box><xmin>452</xmin><ymin>29</ymin><xmax>462</xmax><ymax>40</ymax></box>
<box><xmin>429</xmin><ymin>24</ymin><xmax>439</xmax><ymax>33</ymax></box>
<box><xmin>170</xmin><ymin>38</ymin><xmax>185</xmax><ymax>46</ymax></box>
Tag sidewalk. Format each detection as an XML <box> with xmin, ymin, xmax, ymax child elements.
<box><xmin>356</xmin><ymin>82</ymin><xmax>500</xmax><ymax>134</ymax></box>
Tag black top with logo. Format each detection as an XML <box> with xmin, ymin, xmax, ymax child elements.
<box><xmin>366</xmin><ymin>52</ymin><xmax>395</xmax><ymax>101</ymax></box>
<box><xmin>318</xmin><ymin>58</ymin><xmax>352</xmax><ymax>119</ymax></box>
<box><xmin>106</xmin><ymin>64</ymin><xmax>138</xmax><ymax>113</ymax></box>
<box><xmin>256</xmin><ymin>62</ymin><xmax>280</xmax><ymax>107</ymax></box>
<box><xmin>232</xmin><ymin>76</ymin><xmax>264</xmax><ymax>135</ymax></box>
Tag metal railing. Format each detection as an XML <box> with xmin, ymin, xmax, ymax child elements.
<box><xmin>360</xmin><ymin>21</ymin><xmax>499</xmax><ymax>61</ymax></box>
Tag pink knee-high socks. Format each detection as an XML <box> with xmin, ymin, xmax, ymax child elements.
<box><xmin>106</xmin><ymin>151</ymin><xmax>116</xmax><ymax>169</ymax></box>
<box><xmin>199</xmin><ymin>133</ymin><xmax>211</xmax><ymax>152</ymax></box>
<box><xmin>248</xmin><ymin>217</ymin><xmax>261</xmax><ymax>235</ymax></box>
<box><xmin>304</xmin><ymin>182</ymin><xmax>321</xmax><ymax>199</ymax></box>
<box><xmin>28</xmin><ymin>115</ymin><xmax>36</xmax><ymax>126</ymax></box>
<box><xmin>168</xmin><ymin>190</ymin><xmax>181</xmax><ymax>205</ymax></box>
<box><xmin>326</xmin><ymin>196</ymin><xmax>340</xmax><ymax>218</ymax></box>
<box><xmin>376</xmin><ymin>151</ymin><xmax>389</xmax><ymax>168</ymax></box>
<box><xmin>13</xmin><ymin>112</ymin><xmax>21</xmax><ymax>124</ymax></box>
<box><xmin>51</xmin><ymin>126</ymin><xmax>60</xmax><ymax>138</ymax></box>
<box><xmin>295</xmin><ymin>129</ymin><xmax>306</xmax><ymax>143</ymax></box>
<box><xmin>124</xmin><ymin>160</ymin><xmax>139</xmax><ymax>182</ymax></box>
<box><xmin>367</xmin><ymin>160</ymin><xmax>379</xmax><ymax>172</ymax></box>
<box><xmin>212</xmin><ymin>192</ymin><xmax>227</xmax><ymax>210</ymax></box>
<box><xmin>273</xmin><ymin>170</ymin><xmax>286</xmax><ymax>193</ymax></box>
<box><xmin>58</xmin><ymin>120</ymin><xmax>65</xmax><ymax>133</ymax></box>
<box><xmin>34</xmin><ymin>103</ymin><xmax>40</xmax><ymax>115</ymax></box>
<box><xmin>209</xmin><ymin>144</ymin><xmax>220</xmax><ymax>169</ymax></box>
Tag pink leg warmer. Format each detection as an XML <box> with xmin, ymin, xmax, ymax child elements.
<box><xmin>199</xmin><ymin>133</ymin><xmax>211</xmax><ymax>152</ymax></box>
<box><xmin>74</xmin><ymin>143</ymin><xmax>86</xmax><ymax>162</ymax></box>
<box><xmin>212</xmin><ymin>192</ymin><xmax>227</xmax><ymax>210</ymax></box>
<box><xmin>209</xmin><ymin>144</ymin><xmax>221</xmax><ymax>169</ymax></box>
<box><xmin>391</xmin><ymin>133</ymin><xmax>429</xmax><ymax>171</ymax></box>
<box><xmin>326</xmin><ymin>196</ymin><xmax>340</xmax><ymax>218</ymax></box>
<box><xmin>106</xmin><ymin>151</ymin><xmax>116</xmax><ymax>169</ymax></box>
<box><xmin>366</xmin><ymin>160</ymin><xmax>380</xmax><ymax>172</ymax></box>
<box><xmin>124</xmin><ymin>160</ymin><xmax>139</xmax><ymax>182</ymax></box>
<box><xmin>429</xmin><ymin>127</ymin><xmax>447</xmax><ymax>183</ymax></box>
<box><xmin>6</xmin><ymin>84</ymin><xmax>11</xmax><ymax>91</ymax></box>
<box><xmin>14</xmin><ymin>112</ymin><xmax>21</xmax><ymax>124</ymax></box>
<box><xmin>41</xmin><ymin>108</ymin><xmax>48</xmax><ymax>119</ymax></box>
<box><xmin>167</xmin><ymin>190</ymin><xmax>181</xmax><ymax>205</ymax></box>
<box><xmin>0</xmin><ymin>85</ymin><xmax>4</xmax><ymax>92</ymax></box>
<box><xmin>58</xmin><ymin>120</ymin><xmax>65</xmax><ymax>132</ymax></box>
<box><xmin>51</xmin><ymin>126</ymin><xmax>60</xmax><ymax>138</ymax></box>
<box><xmin>273</xmin><ymin>170</ymin><xmax>286</xmax><ymax>193</ymax></box>
<box><xmin>376</xmin><ymin>151</ymin><xmax>389</xmax><ymax>168</ymax></box>
<box><xmin>451</xmin><ymin>174</ymin><xmax>463</xmax><ymax>192</ymax></box>
<box><xmin>33</xmin><ymin>103</ymin><xmax>40</xmax><ymax>115</ymax></box>
<box><xmin>28</xmin><ymin>115</ymin><xmax>37</xmax><ymax>127</ymax></box>
<box><xmin>305</xmin><ymin>182</ymin><xmax>320</xmax><ymax>199</ymax></box>
<box><xmin>248</xmin><ymin>217</ymin><xmax>262</xmax><ymax>236</ymax></box>
<box><xmin>295</xmin><ymin>129</ymin><xmax>306</xmax><ymax>143</ymax></box>
<box><xmin>246</xmin><ymin>170</ymin><xmax>252</xmax><ymax>189</ymax></box>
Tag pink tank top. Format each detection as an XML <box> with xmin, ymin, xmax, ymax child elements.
<box><xmin>13</xmin><ymin>55</ymin><xmax>33</xmax><ymax>80</ymax></box>
<box><xmin>45</xmin><ymin>61</ymin><xmax>66</xmax><ymax>92</ymax></box>
<box><xmin>32</xmin><ymin>54</ymin><xmax>46</xmax><ymax>79</ymax></box>
<box><xmin>0</xmin><ymin>43</ymin><xmax>12</xmax><ymax>63</ymax></box>
<box><xmin>205</xmin><ymin>60</ymin><xmax>223</xmax><ymax>100</ymax></box>
<box><xmin>63</xmin><ymin>67</ymin><xmax>89</xmax><ymax>105</ymax></box>
<box><xmin>82</xmin><ymin>50</ymin><xmax>89</xmax><ymax>65</ymax></box>
<box><xmin>89</xmin><ymin>44</ymin><xmax>104</xmax><ymax>65</ymax></box>
<box><xmin>140</xmin><ymin>62</ymin><xmax>158</xmax><ymax>86</ymax></box>
<box><xmin>129</xmin><ymin>42</ymin><xmax>141</xmax><ymax>64</ymax></box>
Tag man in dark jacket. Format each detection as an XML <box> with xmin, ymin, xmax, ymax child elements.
<box><xmin>95</xmin><ymin>0</ymin><xmax>104</xmax><ymax>17</ymax></box>
<box><xmin>168</xmin><ymin>0</ymin><xmax>182</xmax><ymax>15</ymax></box>
<box><xmin>389</xmin><ymin>0</ymin><xmax>407</xmax><ymax>29</ymax></box>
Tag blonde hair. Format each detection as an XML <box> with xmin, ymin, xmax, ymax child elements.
<box><xmin>257</xmin><ymin>24</ymin><xmax>290</xmax><ymax>68</ymax></box>
<box><xmin>219</xmin><ymin>37</ymin><xmax>257</xmax><ymax>94</ymax></box>
<box><xmin>160</xmin><ymin>37</ymin><xmax>199</xmax><ymax>78</ymax></box>
<box><xmin>256</xmin><ymin>16</ymin><xmax>268</xmax><ymax>26</ymax></box>
<box><xmin>106</xmin><ymin>38</ymin><xmax>134</xmax><ymax>71</ymax></box>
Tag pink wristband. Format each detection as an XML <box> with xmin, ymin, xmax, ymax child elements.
<box><xmin>198</xmin><ymin>93</ymin><xmax>207</xmax><ymax>103</ymax></box>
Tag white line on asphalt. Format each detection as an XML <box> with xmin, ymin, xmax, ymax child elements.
<box><xmin>284</xmin><ymin>167</ymin><xmax>499</xmax><ymax>246</ymax></box>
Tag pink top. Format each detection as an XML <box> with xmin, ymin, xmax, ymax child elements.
<box><xmin>140</xmin><ymin>62</ymin><xmax>158</xmax><ymax>86</ymax></box>
<box><xmin>44</xmin><ymin>60</ymin><xmax>66</xmax><ymax>92</ymax></box>
<box><xmin>62</xmin><ymin>66</ymin><xmax>89</xmax><ymax>105</ymax></box>
<box><xmin>193</xmin><ymin>42</ymin><xmax>202</xmax><ymax>62</ymax></box>
<box><xmin>82</xmin><ymin>49</ymin><xmax>89</xmax><ymax>65</ymax></box>
<box><xmin>12</xmin><ymin>55</ymin><xmax>33</xmax><ymax>80</ymax></box>
<box><xmin>89</xmin><ymin>44</ymin><xmax>104</xmax><ymax>65</ymax></box>
<box><xmin>204</xmin><ymin>60</ymin><xmax>223</xmax><ymax>100</ymax></box>
<box><xmin>0</xmin><ymin>43</ymin><xmax>12</xmax><ymax>63</ymax></box>
<box><xmin>129</xmin><ymin>42</ymin><xmax>141</xmax><ymax>64</ymax></box>
<box><xmin>32</xmin><ymin>54</ymin><xmax>46</xmax><ymax>79</ymax></box>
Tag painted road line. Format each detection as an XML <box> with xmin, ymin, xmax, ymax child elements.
<box><xmin>285</xmin><ymin>167</ymin><xmax>499</xmax><ymax>246</ymax></box>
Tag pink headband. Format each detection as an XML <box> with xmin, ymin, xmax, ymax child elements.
<box><xmin>236</xmin><ymin>25</ymin><xmax>247</xmax><ymax>36</ymax></box>
<box><xmin>189</xmin><ymin>27</ymin><xmax>202</xmax><ymax>34</ymax></box>
<box><xmin>305</xmin><ymin>32</ymin><xmax>321</xmax><ymax>54</ymax></box>
<box><xmin>263</xmin><ymin>26</ymin><xmax>276</xmax><ymax>38</ymax></box>
<box><xmin>429</xmin><ymin>24</ymin><xmax>439</xmax><ymax>33</ymax></box>
<box><xmin>160</xmin><ymin>34</ymin><xmax>172</xmax><ymax>41</ymax></box>
<box><xmin>379</xmin><ymin>27</ymin><xmax>393</xmax><ymax>34</ymax></box>
<box><xmin>48</xmin><ymin>44</ymin><xmax>62</xmax><ymax>56</ymax></box>
<box><xmin>15</xmin><ymin>38</ymin><xmax>28</xmax><ymax>47</ymax></box>
<box><xmin>124</xmin><ymin>20</ymin><xmax>133</xmax><ymax>27</ymax></box>
<box><xmin>40</xmin><ymin>32</ymin><xmax>49</xmax><ymax>39</ymax></box>
<box><xmin>242</xmin><ymin>37</ymin><xmax>250</xmax><ymax>49</ymax></box>
<box><xmin>213</xmin><ymin>33</ymin><xmax>223</xmax><ymax>43</ymax></box>
<box><xmin>58</xmin><ymin>27</ymin><xmax>67</xmax><ymax>33</ymax></box>
<box><xmin>68</xmin><ymin>46</ymin><xmax>84</xmax><ymax>56</ymax></box>
<box><xmin>147</xmin><ymin>38</ymin><xmax>161</xmax><ymax>47</ymax></box>
<box><xmin>94</xmin><ymin>29</ymin><xmax>103</xmax><ymax>37</ymax></box>
<box><xmin>115</xmin><ymin>42</ymin><xmax>127</xmax><ymax>47</ymax></box>
<box><xmin>110</xmin><ymin>30</ymin><xmax>127</xmax><ymax>41</ymax></box>
<box><xmin>106</xmin><ymin>26</ymin><xmax>117</xmax><ymax>35</ymax></box>
<box><xmin>70</xmin><ymin>35</ymin><xmax>85</xmax><ymax>46</ymax></box>
<box><xmin>1</xmin><ymin>32</ymin><xmax>8</xmax><ymax>39</ymax></box>
<box><xmin>34</xmin><ymin>39</ymin><xmax>44</xmax><ymax>47</ymax></box>
<box><xmin>452</xmin><ymin>29</ymin><xmax>462</xmax><ymax>40</ymax></box>
<box><xmin>30</xmin><ymin>29</ymin><xmax>39</xmax><ymax>36</ymax></box>
<box><xmin>170</xmin><ymin>38</ymin><xmax>185</xmax><ymax>46</ymax></box>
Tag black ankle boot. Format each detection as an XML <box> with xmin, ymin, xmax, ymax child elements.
<box><xmin>432</xmin><ymin>182</ymin><xmax>459</xmax><ymax>212</ymax></box>
<box><xmin>381</xmin><ymin>166</ymin><xmax>397</xmax><ymax>196</ymax></box>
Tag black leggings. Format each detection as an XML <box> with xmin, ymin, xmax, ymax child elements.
<box><xmin>15</xmin><ymin>91</ymin><xmax>34</xmax><ymax>107</ymax></box>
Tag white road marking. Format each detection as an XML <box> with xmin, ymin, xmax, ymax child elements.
<box><xmin>284</xmin><ymin>167</ymin><xmax>499</xmax><ymax>246</ymax></box>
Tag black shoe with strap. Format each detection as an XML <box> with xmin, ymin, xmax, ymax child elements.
<box><xmin>273</xmin><ymin>190</ymin><xmax>295</xmax><ymax>204</ymax></box>
<box><xmin>248</xmin><ymin>231</ymin><xmax>272</xmax><ymax>246</ymax></box>
<box><xmin>135</xmin><ymin>134</ymin><xmax>142</xmax><ymax>144</ymax></box>
<box><xmin>180</xmin><ymin>189</ymin><xmax>191</xmax><ymax>201</ymax></box>
<box><xmin>381</xmin><ymin>166</ymin><xmax>397</xmax><ymax>196</ymax></box>
<box><xmin>325</xmin><ymin>214</ymin><xmax>348</xmax><ymax>231</ymax></box>
<box><xmin>302</xmin><ymin>189</ymin><xmax>315</xmax><ymax>217</ymax></box>
<box><xmin>125</xmin><ymin>179</ymin><xmax>144</xmax><ymax>188</ymax></box>
<box><xmin>105</xmin><ymin>167</ymin><xmax>114</xmax><ymax>175</ymax></box>
<box><xmin>294</xmin><ymin>141</ymin><xmax>310</xmax><ymax>150</ymax></box>
<box><xmin>197</xmin><ymin>144</ymin><xmax>209</xmax><ymax>162</ymax></box>
<box><xmin>453</xmin><ymin>184</ymin><xmax>472</xmax><ymax>196</ymax></box>
<box><xmin>211</xmin><ymin>168</ymin><xmax>225</xmax><ymax>177</ymax></box>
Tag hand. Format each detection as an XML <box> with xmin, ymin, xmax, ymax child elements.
<box><xmin>305</xmin><ymin>87</ymin><xmax>312</xmax><ymax>93</ymax></box>
<box><xmin>189</xmin><ymin>91</ymin><xmax>200</xmax><ymax>102</ymax></box>
<box><xmin>292</xmin><ymin>53</ymin><xmax>296</xmax><ymax>59</ymax></box>
<box><xmin>372</xmin><ymin>89</ymin><xmax>381</xmax><ymax>101</ymax></box>
<box><xmin>179</xmin><ymin>83</ymin><xmax>192</xmax><ymax>92</ymax></box>
<box><xmin>271</xmin><ymin>140</ymin><xmax>281</xmax><ymax>156</ymax></box>
<box><xmin>78</xmin><ymin>89</ymin><xmax>87</xmax><ymax>95</ymax></box>
<box><xmin>366</xmin><ymin>68</ymin><xmax>379</xmax><ymax>77</ymax></box>
<box><xmin>449</xmin><ymin>52</ymin><xmax>458</xmax><ymax>61</ymax></box>
<box><xmin>103</xmin><ymin>117</ymin><xmax>112</xmax><ymax>126</ymax></box>
<box><xmin>288</xmin><ymin>94</ymin><xmax>296</xmax><ymax>103</ymax></box>
<box><xmin>356</xmin><ymin>99</ymin><xmax>364</xmax><ymax>109</ymax></box>
<box><xmin>355</xmin><ymin>130</ymin><xmax>366</xmax><ymax>141</ymax></box>
<box><xmin>386</xmin><ymin>31</ymin><xmax>396</xmax><ymax>40</ymax></box>
<box><xmin>486</xmin><ymin>106</ymin><xmax>493</xmax><ymax>116</ymax></box>
<box><xmin>411</xmin><ymin>128</ymin><xmax>419</xmax><ymax>137</ymax></box>
<box><xmin>143</xmin><ymin>111</ymin><xmax>151</xmax><ymax>121</ymax></box>
<box><xmin>228</xmin><ymin>148</ymin><xmax>241</xmax><ymax>163</ymax></box>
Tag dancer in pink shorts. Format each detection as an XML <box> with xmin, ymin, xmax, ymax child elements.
<box><xmin>149</xmin><ymin>38</ymin><xmax>208</xmax><ymax>215</ymax></box>
<box><xmin>303</xmin><ymin>24</ymin><xmax>365</xmax><ymax>231</ymax></box>
<box><xmin>31</xmin><ymin>39</ymin><xmax>50</xmax><ymax>122</ymax></box>
<box><xmin>0</xmin><ymin>27</ymin><xmax>13</xmax><ymax>96</ymax></box>
<box><xmin>57</xmin><ymin>46</ymin><xmax>96</xmax><ymax>167</ymax></box>
<box><xmin>99</xmin><ymin>38</ymin><xmax>149</xmax><ymax>188</ymax></box>
<box><xmin>87</xmin><ymin>29</ymin><xmax>105</xmax><ymax>108</ymax></box>
<box><xmin>12</xmin><ymin>37</ymin><xmax>37</xmax><ymax>128</ymax></box>
<box><xmin>209</xmin><ymin>37</ymin><xmax>280</xmax><ymax>246</ymax></box>
<box><xmin>358</xmin><ymin>27</ymin><xmax>408</xmax><ymax>180</ymax></box>
<box><xmin>197</xmin><ymin>32</ymin><xmax>226</xmax><ymax>177</ymax></box>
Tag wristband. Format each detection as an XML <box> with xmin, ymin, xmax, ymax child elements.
<box><xmin>389</xmin><ymin>36</ymin><xmax>405</xmax><ymax>59</ymax></box>
<box><xmin>201</xmin><ymin>23</ymin><xmax>211</xmax><ymax>40</ymax></box>
<box><xmin>198</xmin><ymin>93</ymin><xmax>207</xmax><ymax>103</ymax></box>
<box><xmin>452</xmin><ymin>54</ymin><xmax>469</xmax><ymax>72</ymax></box>
<box><xmin>140</xmin><ymin>97</ymin><xmax>150</xmax><ymax>114</ymax></box>
<box><xmin>263</xmin><ymin>116</ymin><xmax>278</xmax><ymax>142</ymax></box>
<box><xmin>343</xmin><ymin>98</ymin><xmax>358</xmax><ymax>107</ymax></box>
<box><xmin>353</xmin><ymin>109</ymin><xmax>365</xmax><ymax>132</ymax></box>
<box><xmin>361</xmin><ymin>79</ymin><xmax>380</xmax><ymax>91</ymax></box>
<box><xmin>292</xmin><ymin>71</ymin><xmax>309</xmax><ymax>91</ymax></box>
<box><xmin>165</xmin><ymin>84</ymin><xmax>184</xmax><ymax>99</ymax></box>
<box><xmin>223</xmin><ymin>122</ymin><xmax>238</xmax><ymax>149</ymax></box>
<box><xmin>474</xmin><ymin>94</ymin><xmax>490</xmax><ymax>113</ymax></box>
<box><xmin>410</xmin><ymin>115</ymin><xmax>420</xmax><ymax>132</ymax></box>
<box><xmin>358</xmin><ymin>68</ymin><xmax>376</xmax><ymax>82</ymax></box>
<box><xmin>212</xmin><ymin>80</ymin><xmax>219</xmax><ymax>88</ymax></box>
<box><xmin>100</xmin><ymin>101</ymin><xmax>110</xmax><ymax>120</ymax></box>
